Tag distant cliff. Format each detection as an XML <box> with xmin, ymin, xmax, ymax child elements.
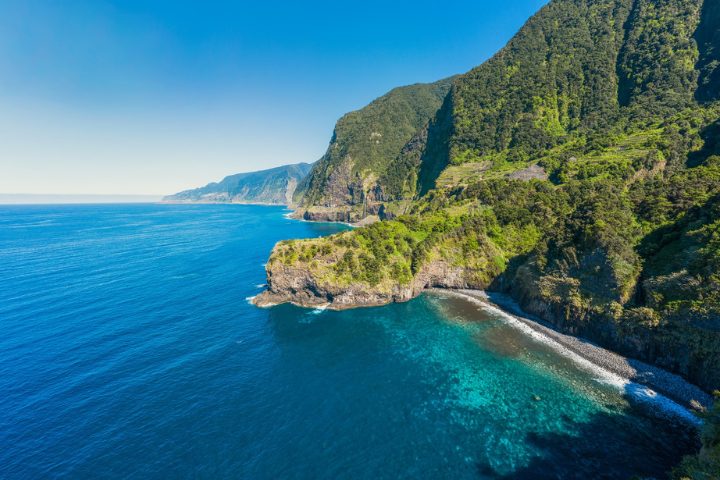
<box><xmin>164</xmin><ymin>163</ymin><xmax>312</xmax><ymax>205</ymax></box>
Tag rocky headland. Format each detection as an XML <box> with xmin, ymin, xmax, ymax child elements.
<box><xmin>250</xmin><ymin>0</ymin><xmax>720</xmax><ymax>473</ymax></box>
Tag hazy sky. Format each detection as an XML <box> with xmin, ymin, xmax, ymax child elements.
<box><xmin>0</xmin><ymin>0</ymin><xmax>546</xmax><ymax>195</ymax></box>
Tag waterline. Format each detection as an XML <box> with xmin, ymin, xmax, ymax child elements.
<box><xmin>437</xmin><ymin>289</ymin><xmax>704</xmax><ymax>426</ymax></box>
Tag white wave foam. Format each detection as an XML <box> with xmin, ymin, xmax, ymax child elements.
<box><xmin>310</xmin><ymin>304</ymin><xmax>330</xmax><ymax>314</ymax></box>
<box><xmin>255</xmin><ymin>284</ymin><xmax>266</xmax><ymax>288</ymax></box>
<box><xmin>256</xmin><ymin>302</ymin><xmax>277</xmax><ymax>308</ymax></box>
<box><xmin>280</xmin><ymin>211</ymin><xmax>356</xmax><ymax>228</ymax></box>
<box><xmin>454</xmin><ymin>292</ymin><xmax>700</xmax><ymax>425</ymax></box>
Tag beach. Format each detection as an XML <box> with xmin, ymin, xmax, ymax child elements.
<box><xmin>434</xmin><ymin>289</ymin><xmax>713</xmax><ymax>425</ymax></box>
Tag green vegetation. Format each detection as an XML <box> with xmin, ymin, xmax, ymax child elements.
<box><xmin>444</xmin><ymin>0</ymin><xmax>709</xmax><ymax>171</ymax></box>
<box><xmin>299</xmin><ymin>79</ymin><xmax>453</xmax><ymax>207</ymax></box>
<box><xmin>618</xmin><ymin>0</ymin><xmax>702</xmax><ymax>114</ymax></box>
<box><xmin>449</xmin><ymin>0</ymin><xmax>634</xmax><ymax>165</ymax></box>
<box><xmin>266</xmin><ymin>1</ymin><xmax>720</xmax><ymax>474</ymax></box>
<box><xmin>675</xmin><ymin>393</ymin><xmax>720</xmax><ymax>479</ymax></box>
<box><xmin>270</xmin><ymin>222</ymin><xmax>415</xmax><ymax>292</ymax></box>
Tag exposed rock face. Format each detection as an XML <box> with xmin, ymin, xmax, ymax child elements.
<box><xmin>253</xmin><ymin>253</ymin><xmax>489</xmax><ymax>310</ymax></box>
<box><xmin>291</xmin><ymin>207</ymin><xmax>357</xmax><ymax>224</ymax></box>
<box><xmin>292</xmin><ymin>204</ymin><xmax>384</xmax><ymax>224</ymax></box>
<box><xmin>284</xmin><ymin>178</ymin><xmax>298</xmax><ymax>205</ymax></box>
<box><xmin>288</xmin><ymin>157</ymin><xmax>387</xmax><ymax>222</ymax></box>
<box><xmin>317</xmin><ymin>157</ymin><xmax>362</xmax><ymax>207</ymax></box>
<box><xmin>252</xmin><ymin>260</ymin><xmax>416</xmax><ymax>309</ymax></box>
<box><xmin>507</xmin><ymin>164</ymin><xmax>548</xmax><ymax>181</ymax></box>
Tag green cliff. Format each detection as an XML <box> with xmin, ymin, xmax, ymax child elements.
<box><xmin>295</xmin><ymin>79</ymin><xmax>453</xmax><ymax>222</ymax></box>
<box><xmin>257</xmin><ymin>1</ymin><xmax>720</xmax><ymax>473</ymax></box>
<box><xmin>164</xmin><ymin>163</ymin><xmax>312</xmax><ymax>205</ymax></box>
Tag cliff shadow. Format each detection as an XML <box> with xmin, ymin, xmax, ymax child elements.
<box><xmin>694</xmin><ymin>0</ymin><xmax>720</xmax><ymax>104</ymax></box>
<box><xmin>417</xmin><ymin>91</ymin><xmax>455</xmax><ymax>196</ymax></box>
<box><xmin>687</xmin><ymin>119</ymin><xmax>720</xmax><ymax>167</ymax></box>
<box><xmin>474</xmin><ymin>398</ymin><xmax>698</xmax><ymax>480</ymax></box>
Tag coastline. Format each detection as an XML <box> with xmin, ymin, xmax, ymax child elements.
<box><xmin>255</xmin><ymin>209</ymin><xmax>712</xmax><ymax>424</ymax></box>
<box><xmin>254</xmin><ymin>285</ymin><xmax>710</xmax><ymax>424</ymax></box>
<box><xmin>436</xmin><ymin>288</ymin><xmax>711</xmax><ymax>424</ymax></box>
<box><xmin>281</xmin><ymin>210</ymin><xmax>359</xmax><ymax>228</ymax></box>
<box><xmin>283</xmin><ymin>210</ymin><xmax>380</xmax><ymax>228</ymax></box>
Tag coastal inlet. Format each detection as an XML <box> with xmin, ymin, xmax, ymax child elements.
<box><xmin>0</xmin><ymin>204</ymin><xmax>700</xmax><ymax>479</ymax></box>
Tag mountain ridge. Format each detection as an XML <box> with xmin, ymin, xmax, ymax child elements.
<box><xmin>256</xmin><ymin>1</ymin><xmax>720</xmax><ymax>475</ymax></box>
<box><xmin>294</xmin><ymin>78</ymin><xmax>455</xmax><ymax>222</ymax></box>
<box><xmin>164</xmin><ymin>163</ymin><xmax>312</xmax><ymax>205</ymax></box>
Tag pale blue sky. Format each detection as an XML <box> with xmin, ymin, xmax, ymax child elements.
<box><xmin>0</xmin><ymin>0</ymin><xmax>546</xmax><ymax>195</ymax></box>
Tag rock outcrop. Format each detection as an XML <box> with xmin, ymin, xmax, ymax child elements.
<box><xmin>253</xmin><ymin>257</ymin><xmax>480</xmax><ymax>310</ymax></box>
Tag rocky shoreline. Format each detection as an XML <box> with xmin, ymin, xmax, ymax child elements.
<box><xmin>436</xmin><ymin>289</ymin><xmax>712</xmax><ymax>419</ymax></box>
<box><xmin>252</xmin><ymin>257</ymin><xmax>479</xmax><ymax>310</ymax></box>
<box><xmin>254</xmin><ymin>281</ymin><xmax>712</xmax><ymax>421</ymax></box>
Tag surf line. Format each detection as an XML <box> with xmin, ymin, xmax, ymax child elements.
<box><xmin>436</xmin><ymin>289</ymin><xmax>705</xmax><ymax>426</ymax></box>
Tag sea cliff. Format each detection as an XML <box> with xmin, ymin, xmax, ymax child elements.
<box><xmin>253</xmin><ymin>257</ymin><xmax>471</xmax><ymax>310</ymax></box>
<box><xmin>252</xmin><ymin>0</ymin><xmax>720</xmax><ymax>474</ymax></box>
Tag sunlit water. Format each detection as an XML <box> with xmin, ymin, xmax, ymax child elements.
<box><xmin>0</xmin><ymin>204</ymin><xmax>697</xmax><ymax>479</ymax></box>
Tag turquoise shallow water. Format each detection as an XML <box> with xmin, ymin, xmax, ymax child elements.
<box><xmin>0</xmin><ymin>204</ymin><xmax>696</xmax><ymax>479</ymax></box>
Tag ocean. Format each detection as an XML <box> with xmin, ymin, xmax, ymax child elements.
<box><xmin>0</xmin><ymin>204</ymin><xmax>697</xmax><ymax>479</ymax></box>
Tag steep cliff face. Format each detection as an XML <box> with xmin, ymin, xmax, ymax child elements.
<box><xmin>449</xmin><ymin>0</ymin><xmax>634</xmax><ymax>164</ymax></box>
<box><xmin>256</xmin><ymin>0</ymin><xmax>720</xmax><ymax>397</ymax></box>
<box><xmin>440</xmin><ymin>0</ymin><xmax>711</xmax><ymax>169</ymax></box>
<box><xmin>164</xmin><ymin>163</ymin><xmax>312</xmax><ymax>205</ymax></box>
<box><xmin>247</xmin><ymin>1</ymin><xmax>720</xmax><ymax>474</ymax></box>
<box><xmin>295</xmin><ymin>79</ymin><xmax>454</xmax><ymax>221</ymax></box>
<box><xmin>253</xmin><ymin>235</ymin><xmax>495</xmax><ymax>310</ymax></box>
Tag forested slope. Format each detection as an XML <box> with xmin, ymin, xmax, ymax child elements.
<box><xmin>295</xmin><ymin>79</ymin><xmax>453</xmax><ymax>222</ymax></box>
<box><xmin>257</xmin><ymin>1</ymin><xmax>720</xmax><ymax>474</ymax></box>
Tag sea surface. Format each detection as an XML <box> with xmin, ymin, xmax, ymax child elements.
<box><xmin>0</xmin><ymin>204</ymin><xmax>697</xmax><ymax>479</ymax></box>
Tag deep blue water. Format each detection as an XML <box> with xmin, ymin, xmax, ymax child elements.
<box><xmin>0</xmin><ymin>204</ymin><xmax>696</xmax><ymax>479</ymax></box>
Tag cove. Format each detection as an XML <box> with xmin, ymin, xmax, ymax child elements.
<box><xmin>0</xmin><ymin>204</ymin><xmax>697</xmax><ymax>479</ymax></box>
